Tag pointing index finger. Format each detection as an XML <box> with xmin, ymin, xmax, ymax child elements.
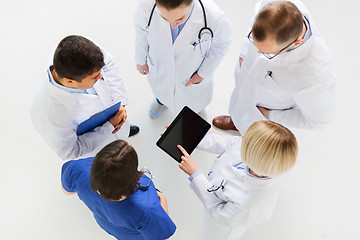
<box><xmin>177</xmin><ymin>145</ymin><xmax>190</xmax><ymax>157</ymax></box>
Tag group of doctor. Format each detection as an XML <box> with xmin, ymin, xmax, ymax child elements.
<box><xmin>30</xmin><ymin>0</ymin><xmax>335</xmax><ymax>239</ymax></box>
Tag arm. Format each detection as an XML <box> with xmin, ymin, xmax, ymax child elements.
<box><xmin>61</xmin><ymin>160</ymin><xmax>79</xmax><ymax>194</ymax></box>
<box><xmin>178</xmin><ymin>145</ymin><xmax>246</xmax><ymax>227</ymax></box>
<box><xmin>101</xmin><ymin>48</ymin><xmax>129</xmax><ymax>105</ymax></box>
<box><xmin>196</xmin><ymin>15</ymin><xmax>232</xmax><ymax>80</ymax></box>
<box><xmin>134</xmin><ymin>0</ymin><xmax>151</xmax><ymax>66</ymax></box>
<box><xmin>61</xmin><ymin>185</ymin><xmax>75</xmax><ymax>195</ymax></box>
<box><xmin>196</xmin><ymin>133</ymin><xmax>241</xmax><ymax>155</ymax></box>
<box><xmin>190</xmin><ymin>174</ymin><xmax>246</xmax><ymax>227</ymax></box>
<box><xmin>269</xmin><ymin>81</ymin><xmax>336</xmax><ymax>129</ymax></box>
<box><xmin>50</xmin><ymin>115</ymin><xmax>119</xmax><ymax>160</ymax></box>
<box><xmin>157</xmin><ymin>191</ymin><xmax>169</xmax><ymax>214</ymax></box>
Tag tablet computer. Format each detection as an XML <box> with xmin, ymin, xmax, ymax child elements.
<box><xmin>77</xmin><ymin>101</ymin><xmax>121</xmax><ymax>135</ymax></box>
<box><xmin>156</xmin><ymin>106</ymin><xmax>211</xmax><ymax>163</ymax></box>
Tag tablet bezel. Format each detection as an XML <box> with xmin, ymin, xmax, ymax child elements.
<box><xmin>156</xmin><ymin>106</ymin><xmax>211</xmax><ymax>163</ymax></box>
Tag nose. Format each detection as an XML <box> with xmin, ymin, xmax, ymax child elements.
<box><xmin>97</xmin><ymin>73</ymin><xmax>103</xmax><ymax>80</ymax></box>
<box><xmin>258</xmin><ymin>50</ymin><xmax>262</xmax><ymax>54</ymax></box>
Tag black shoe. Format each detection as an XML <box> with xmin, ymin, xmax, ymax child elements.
<box><xmin>129</xmin><ymin>124</ymin><xmax>140</xmax><ymax>137</ymax></box>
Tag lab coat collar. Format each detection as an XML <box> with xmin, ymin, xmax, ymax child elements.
<box><xmin>270</xmin><ymin>36</ymin><xmax>313</xmax><ymax>69</ymax></box>
<box><xmin>170</xmin><ymin>0</ymin><xmax>204</xmax><ymax>46</ymax></box>
<box><xmin>226</xmin><ymin>165</ymin><xmax>275</xmax><ymax>191</ymax></box>
<box><xmin>47</xmin><ymin>70</ymin><xmax>99</xmax><ymax>110</ymax></box>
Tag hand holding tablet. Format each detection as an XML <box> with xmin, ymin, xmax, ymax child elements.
<box><xmin>156</xmin><ymin>106</ymin><xmax>211</xmax><ymax>163</ymax></box>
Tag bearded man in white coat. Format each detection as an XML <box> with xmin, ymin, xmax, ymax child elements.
<box><xmin>31</xmin><ymin>35</ymin><xmax>139</xmax><ymax>160</ymax></box>
<box><xmin>134</xmin><ymin>0</ymin><xmax>232</xmax><ymax>119</ymax></box>
<box><xmin>213</xmin><ymin>0</ymin><xmax>336</xmax><ymax>134</ymax></box>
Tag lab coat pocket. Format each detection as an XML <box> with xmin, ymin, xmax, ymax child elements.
<box><xmin>256</xmin><ymin>74</ymin><xmax>294</xmax><ymax>110</ymax></box>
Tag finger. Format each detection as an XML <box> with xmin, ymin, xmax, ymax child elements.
<box><xmin>112</xmin><ymin>127</ymin><xmax>120</xmax><ymax>134</ymax></box>
<box><xmin>185</xmin><ymin>78</ymin><xmax>193</xmax><ymax>87</ymax></box>
<box><xmin>177</xmin><ymin>145</ymin><xmax>190</xmax><ymax>157</ymax></box>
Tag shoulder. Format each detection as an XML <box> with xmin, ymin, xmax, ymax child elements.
<box><xmin>199</xmin><ymin>0</ymin><xmax>224</xmax><ymax>21</ymax></box>
<box><xmin>137</xmin><ymin>0</ymin><xmax>156</xmax><ymax>15</ymax></box>
<box><xmin>61</xmin><ymin>157</ymin><xmax>93</xmax><ymax>183</ymax></box>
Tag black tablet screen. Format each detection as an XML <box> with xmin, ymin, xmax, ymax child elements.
<box><xmin>156</xmin><ymin>106</ymin><xmax>211</xmax><ymax>162</ymax></box>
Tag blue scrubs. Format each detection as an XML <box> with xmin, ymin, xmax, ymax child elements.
<box><xmin>61</xmin><ymin>158</ymin><xmax>176</xmax><ymax>240</ymax></box>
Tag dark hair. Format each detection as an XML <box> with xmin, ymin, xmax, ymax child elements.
<box><xmin>156</xmin><ymin>0</ymin><xmax>192</xmax><ymax>9</ymax></box>
<box><xmin>53</xmin><ymin>35</ymin><xmax>105</xmax><ymax>82</ymax></box>
<box><xmin>90</xmin><ymin>140</ymin><xmax>143</xmax><ymax>201</ymax></box>
<box><xmin>252</xmin><ymin>1</ymin><xmax>303</xmax><ymax>45</ymax></box>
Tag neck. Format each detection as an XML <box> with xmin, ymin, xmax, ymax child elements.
<box><xmin>249</xmin><ymin>169</ymin><xmax>267</xmax><ymax>178</ymax></box>
<box><xmin>97</xmin><ymin>191</ymin><xmax>126</xmax><ymax>201</ymax></box>
<box><xmin>300</xmin><ymin>21</ymin><xmax>307</xmax><ymax>40</ymax></box>
<box><xmin>51</xmin><ymin>68</ymin><xmax>66</xmax><ymax>86</ymax></box>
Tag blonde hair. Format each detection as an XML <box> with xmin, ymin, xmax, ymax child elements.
<box><xmin>241</xmin><ymin>121</ymin><xmax>298</xmax><ymax>177</ymax></box>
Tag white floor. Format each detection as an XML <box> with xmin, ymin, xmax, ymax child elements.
<box><xmin>1</xmin><ymin>0</ymin><xmax>359</xmax><ymax>239</ymax></box>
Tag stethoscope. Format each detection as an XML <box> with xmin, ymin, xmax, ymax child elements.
<box><xmin>146</xmin><ymin>0</ymin><xmax>213</xmax><ymax>58</ymax></box>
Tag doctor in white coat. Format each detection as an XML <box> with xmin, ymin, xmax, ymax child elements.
<box><xmin>31</xmin><ymin>35</ymin><xmax>131</xmax><ymax>160</ymax></box>
<box><xmin>177</xmin><ymin>121</ymin><xmax>298</xmax><ymax>239</ymax></box>
<box><xmin>213</xmin><ymin>0</ymin><xmax>336</xmax><ymax>134</ymax></box>
<box><xmin>134</xmin><ymin>0</ymin><xmax>232</xmax><ymax>117</ymax></box>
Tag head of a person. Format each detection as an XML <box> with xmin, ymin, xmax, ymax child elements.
<box><xmin>90</xmin><ymin>140</ymin><xmax>143</xmax><ymax>201</ymax></box>
<box><xmin>156</xmin><ymin>0</ymin><xmax>193</xmax><ymax>29</ymax></box>
<box><xmin>241</xmin><ymin>121</ymin><xmax>298</xmax><ymax>177</ymax></box>
<box><xmin>251</xmin><ymin>1</ymin><xmax>304</xmax><ymax>56</ymax></box>
<box><xmin>53</xmin><ymin>35</ymin><xmax>105</xmax><ymax>89</ymax></box>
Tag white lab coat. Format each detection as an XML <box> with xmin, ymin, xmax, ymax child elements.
<box><xmin>229</xmin><ymin>0</ymin><xmax>336</xmax><ymax>134</ymax></box>
<box><xmin>190</xmin><ymin>133</ymin><xmax>287</xmax><ymax>240</ymax></box>
<box><xmin>134</xmin><ymin>0</ymin><xmax>232</xmax><ymax>114</ymax></box>
<box><xmin>31</xmin><ymin>47</ymin><xmax>130</xmax><ymax>160</ymax></box>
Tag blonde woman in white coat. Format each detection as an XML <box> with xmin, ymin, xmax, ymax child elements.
<box><xmin>178</xmin><ymin>120</ymin><xmax>298</xmax><ymax>239</ymax></box>
<box><xmin>213</xmin><ymin>0</ymin><xmax>336</xmax><ymax>133</ymax></box>
<box><xmin>31</xmin><ymin>36</ymin><xmax>136</xmax><ymax>160</ymax></box>
<box><xmin>134</xmin><ymin>0</ymin><xmax>232</xmax><ymax>118</ymax></box>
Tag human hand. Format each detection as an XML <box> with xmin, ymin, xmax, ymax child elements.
<box><xmin>257</xmin><ymin>106</ymin><xmax>270</xmax><ymax>119</ymax></box>
<box><xmin>239</xmin><ymin>57</ymin><xmax>244</xmax><ymax>69</ymax></box>
<box><xmin>177</xmin><ymin>145</ymin><xmax>199</xmax><ymax>176</ymax></box>
<box><xmin>136</xmin><ymin>64</ymin><xmax>149</xmax><ymax>75</ymax></box>
<box><xmin>109</xmin><ymin>105</ymin><xmax>127</xmax><ymax>134</ymax></box>
<box><xmin>185</xmin><ymin>73</ymin><xmax>204</xmax><ymax>87</ymax></box>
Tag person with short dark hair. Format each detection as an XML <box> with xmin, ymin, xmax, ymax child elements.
<box><xmin>134</xmin><ymin>0</ymin><xmax>232</xmax><ymax>119</ymax></box>
<box><xmin>31</xmin><ymin>35</ymin><xmax>139</xmax><ymax>160</ymax></box>
<box><xmin>213</xmin><ymin>0</ymin><xmax>336</xmax><ymax>133</ymax></box>
<box><xmin>61</xmin><ymin>140</ymin><xmax>176</xmax><ymax>240</ymax></box>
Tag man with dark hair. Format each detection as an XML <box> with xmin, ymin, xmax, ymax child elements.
<box><xmin>31</xmin><ymin>35</ymin><xmax>139</xmax><ymax>160</ymax></box>
<box><xmin>213</xmin><ymin>0</ymin><xmax>336</xmax><ymax>133</ymax></box>
<box><xmin>61</xmin><ymin>140</ymin><xmax>176</xmax><ymax>240</ymax></box>
<box><xmin>134</xmin><ymin>0</ymin><xmax>232</xmax><ymax>119</ymax></box>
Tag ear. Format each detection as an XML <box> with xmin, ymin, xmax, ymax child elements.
<box><xmin>294</xmin><ymin>39</ymin><xmax>304</xmax><ymax>47</ymax></box>
<box><xmin>63</xmin><ymin>78</ymin><xmax>75</xmax><ymax>87</ymax></box>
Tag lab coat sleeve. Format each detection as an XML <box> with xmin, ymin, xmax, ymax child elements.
<box><xmin>196</xmin><ymin>16</ymin><xmax>232</xmax><ymax>79</ymax></box>
<box><xmin>269</xmin><ymin>80</ymin><xmax>336</xmax><ymax>129</ymax></box>
<box><xmin>101</xmin><ymin>48</ymin><xmax>129</xmax><ymax>105</ymax></box>
<box><xmin>197</xmin><ymin>133</ymin><xmax>241</xmax><ymax>155</ymax></box>
<box><xmin>190</xmin><ymin>173</ymin><xmax>246</xmax><ymax>227</ymax></box>
<box><xmin>50</xmin><ymin>120</ymin><xmax>115</xmax><ymax>160</ymax></box>
<box><xmin>134</xmin><ymin>0</ymin><xmax>152</xmax><ymax>65</ymax></box>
